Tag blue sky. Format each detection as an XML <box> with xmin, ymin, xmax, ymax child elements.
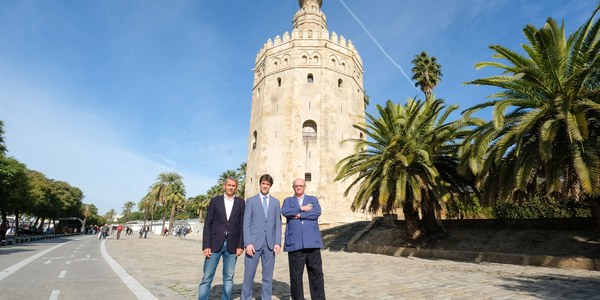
<box><xmin>0</xmin><ymin>0</ymin><xmax>593</xmax><ymax>215</ymax></box>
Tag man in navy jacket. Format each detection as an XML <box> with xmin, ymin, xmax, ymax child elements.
<box><xmin>198</xmin><ymin>177</ymin><xmax>245</xmax><ymax>300</ymax></box>
<box><xmin>281</xmin><ymin>178</ymin><xmax>325</xmax><ymax>300</ymax></box>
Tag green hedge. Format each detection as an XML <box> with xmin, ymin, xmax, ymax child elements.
<box><xmin>492</xmin><ymin>197</ymin><xmax>591</xmax><ymax>219</ymax></box>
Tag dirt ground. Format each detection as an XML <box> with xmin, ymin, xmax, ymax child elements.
<box><xmin>358</xmin><ymin>223</ymin><xmax>600</xmax><ymax>258</ymax></box>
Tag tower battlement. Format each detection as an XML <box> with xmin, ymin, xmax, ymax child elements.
<box><xmin>256</xmin><ymin>29</ymin><xmax>361</xmax><ymax>65</ymax></box>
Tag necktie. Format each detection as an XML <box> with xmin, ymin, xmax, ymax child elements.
<box><xmin>262</xmin><ymin>196</ymin><xmax>268</xmax><ymax>216</ymax></box>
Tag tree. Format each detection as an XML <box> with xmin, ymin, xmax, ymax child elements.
<box><xmin>411</xmin><ymin>51</ymin><xmax>442</xmax><ymax>100</ymax></box>
<box><xmin>0</xmin><ymin>156</ymin><xmax>31</xmax><ymax>237</ymax></box>
<box><xmin>0</xmin><ymin>120</ymin><xmax>6</xmax><ymax>156</ymax></box>
<box><xmin>105</xmin><ymin>209</ymin><xmax>117</xmax><ymax>223</ymax></box>
<box><xmin>191</xmin><ymin>194</ymin><xmax>211</xmax><ymax>222</ymax></box>
<box><xmin>336</xmin><ymin>99</ymin><xmax>472</xmax><ymax>241</ymax></box>
<box><xmin>462</xmin><ymin>4</ymin><xmax>600</xmax><ymax>231</ymax></box>
<box><xmin>166</xmin><ymin>180</ymin><xmax>186</xmax><ymax>233</ymax></box>
<box><xmin>236</xmin><ymin>162</ymin><xmax>247</xmax><ymax>198</ymax></box>
<box><xmin>122</xmin><ymin>201</ymin><xmax>135</xmax><ymax>223</ymax></box>
<box><xmin>152</xmin><ymin>172</ymin><xmax>183</xmax><ymax>234</ymax></box>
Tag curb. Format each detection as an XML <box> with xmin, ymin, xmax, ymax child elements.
<box><xmin>347</xmin><ymin>243</ymin><xmax>599</xmax><ymax>271</ymax></box>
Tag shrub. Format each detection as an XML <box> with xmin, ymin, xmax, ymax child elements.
<box><xmin>492</xmin><ymin>197</ymin><xmax>591</xmax><ymax>219</ymax></box>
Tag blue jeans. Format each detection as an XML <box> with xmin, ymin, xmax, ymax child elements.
<box><xmin>198</xmin><ymin>240</ymin><xmax>237</xmax><ymax>300</ymax></box>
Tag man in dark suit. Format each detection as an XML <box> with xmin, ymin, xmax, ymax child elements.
<box><xmin>241</xmin><ymin>174</ymin><xmax>282</xmax><ymax>300</ymax></box>
<box><xmin>281</xmin><ymin>178</ymin><xmax>325</xmax><ymax>300</ymax></box>
<box><xmin>198</xmin><ymin>177</ymin><xmax>245</xmax><ymax>300</ymax></box>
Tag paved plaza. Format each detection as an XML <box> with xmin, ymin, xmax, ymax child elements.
<box><xmin>104</xmin><ymin>232</ymin><xmax>600</xmax><ymax>299</ymax></box>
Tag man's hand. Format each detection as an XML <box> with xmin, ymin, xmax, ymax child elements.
<box><xmin>301</xmin><ymin>205</ymin><xmax>313</xmax><ymax>212</ymax></box>
<box><xmin>236</xmin><ymin>248</ymin><xmax>243</xmax><ymax>257</ymax></box>
<box><xmin>245</xmin><ymin>244</ymin><xmax>255</xmax><ymax>257</ymax></box>
<box><xmin>274</xmin><ymin>244</ymin><xmax>281</xmax><ymax>255</ymax></box>
<box><xmin>203</xmin><ymin>248</ymin><xmax>212</xmax><ymax>258</ymax></box>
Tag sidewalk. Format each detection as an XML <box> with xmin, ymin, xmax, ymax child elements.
<box><xmin>105</xmin><ymin>232</ymin><xmax>600</xmax><ymax>299</ymax></box>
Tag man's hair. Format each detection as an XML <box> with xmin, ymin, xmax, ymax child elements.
<box><xmin>224</xmin><ymin>176</ymin><xmax>238</xmax><ymax>184</ymax></box>
<box><xmin>259</xmin><ymin>174</ymin><xmax>274</xmax><ymax>185</ymax></box>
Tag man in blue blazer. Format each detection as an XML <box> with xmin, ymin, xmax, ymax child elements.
<box><xmin>241</xmin><ymin>174</ymin><xmax>282</xmax><ymax>300</ymax></box>
<box><xmin>198</xmin><ymin>177</ymin><xmax>245</xmax><ymax>300</ymax></box>
<box><xmin>281</xmin><ymin>178</ymin><xmax>325</xmax><ymax>300</ymax></box>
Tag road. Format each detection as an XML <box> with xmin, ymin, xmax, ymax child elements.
<box><xmin>0</xmin><ymin>235</ymin><xmax>154</xmax><ymax>299</ymax></box>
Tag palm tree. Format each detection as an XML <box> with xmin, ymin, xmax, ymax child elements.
<box><xmin>122</xmin><ymin>201</ymin><xmax>135</xmax><ymax>223</ymax></box>
<box><xmin>166</xmin><ymin>181</ymin><xmax>186</xmax><ymax>234</ymax></box>
<box><xmin>153</xmin><ymin>172</ymin><xmax>183</xmax><ymax>234</ymax></box>
<box><xmin>462</xmin><ymin>5</ymin><xmax>600</xmax><ymax>231</ymax></box>
<box><xmin>411</xmin><ymin>51</ymin><xmax>442</xmax><ymax>100</ymax></box>
<box><xmin>138</xmin><ymin>193</ymin><xmax>153</xmax><ymax>229</ymax></box>
<box><xmin>105</xmin><ymin>209</ymin><xmax>117</xmax><ymax>223</ymax></box>
<box><xmin>192</xmin><ymin>194</ymin><xmax>211</xmax><ymax>222</ymax></box>
<box><xmin>336</xmin><ymin>98</ymin><xmax>471</xmax><ymax>241</ymax></box>
<box><xmin>236</xmin><ymin>162</ymin><xmax>247</xmax><ymax>198</ymax></box>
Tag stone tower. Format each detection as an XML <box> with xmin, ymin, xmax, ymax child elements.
<box><xmin>245</xmin><ymin>0</ymin><xmax>367</xmax><ymax>225</ymax></box>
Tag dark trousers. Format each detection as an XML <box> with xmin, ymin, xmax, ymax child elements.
<box><xmin>288</xmin><ymin>248</ymin><xmax>325</xmax><ymax>300</ymax></box>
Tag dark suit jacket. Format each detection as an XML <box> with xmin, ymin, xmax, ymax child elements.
<box><xmin>202</xmin><ymin>195</ymin><xmax>245</xmax><ymax>254</ymax></box>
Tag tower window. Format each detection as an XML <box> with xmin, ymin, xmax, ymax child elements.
<box><xmin>252</xmin><ymin>131</ymin><xmax>257</xmax><ymax>150</ymax></box>
<box><xmin>277</xmin><ymin>77</ymin><xmax>282</xmax><ymax>87</ymax></box>
<box><xmin>305</xmin><ymin>172</ymin><xmax>312</xmax><ymax>182</ymax></box>
<box><xmin>313</xmin><ymin>55</ymin><xmax>319</xmax><ymax>64</ymax></box>
<box><xmin>302</xmin><ymin>55</ymin><xmax>308</xmax><ymax>63</ymax></box>
<box><xmin>302</xmin><ymin>120</ymin><xmax>317</xmax><ymax>140</ymax></box>
<box><xmin>338</xmin><ymin>78</ymin><xmax>343</xmax><ymax>88</ymax></box>
<box><xmin>307</xmin><ymin>73</ymin><xmax>314</xmax><ymax>83</ymax></box>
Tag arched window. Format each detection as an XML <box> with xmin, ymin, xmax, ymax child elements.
<box><xmin>252</xmin><ymin>131</ymin><xmax>257</xmax><ymax>150</ymax></box>
<box><xmin>307</xmin><ymin>73</ymin><xmax>314</xmax><ymax>83</ymax></box>
<box><xmin>302</xmin><ymin>55</ymin><xmax>308</xmax><ymax>64</ymax></box>
<box><xmin>313</xmin><ymin>55</ymin><xmax>319</xmax><ymax>64</ymax></box>
<box><xmin>302</xmin><ymin>120</ymin><xmax>317</xmax><ymax>140</ymax></box>
<box><xmin>277</xmin><ymin>77</ymin><xmax>282</xmax><ymax>87</ymax></box>
<box><xmin>338</xmin><ymin>78</ymin><xmax>343</xmax><ymax>88</ymax></box>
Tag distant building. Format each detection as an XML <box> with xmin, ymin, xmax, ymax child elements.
<box><xmin>246</xmin><ymin>0</ymin><xmax>369</xmax><ymax>224</ymax></box>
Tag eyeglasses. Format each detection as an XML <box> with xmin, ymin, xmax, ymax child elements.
<box><xmin>293</xmin><ymin>185</ymin><xmax>305</xmax><ymax>188</ymax></box>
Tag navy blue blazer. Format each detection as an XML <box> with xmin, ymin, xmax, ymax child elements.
<box><xmin>202</xmin><ymin>195</ymin><xmax>245</xmax><ymax>254</ymax></box>
<box><xmin>281</xmin><ymin>194</ymin><xmax>323</xmax><ymax>252</ymax></box>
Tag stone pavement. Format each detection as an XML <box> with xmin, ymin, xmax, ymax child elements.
<box><xmin>105</xmin><ymin>232</ymin><xmax>600</xmax><ymax>299</ymax></box>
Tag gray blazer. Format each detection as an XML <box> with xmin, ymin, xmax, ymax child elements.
<box><xmin>243</xmin><ymin>194</ymin><xmax>282</xmax><ymax>251</ymax></box>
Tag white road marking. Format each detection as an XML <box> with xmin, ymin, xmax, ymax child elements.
<box><xmin>44</xmin><ymin>260</ymin><xmax>52</xmax><ymax>264</ymax></box>
<box><xmin>66</xmin><ymin>260</ymin><xmax>71</xmax><ymax>265</ymax></box>
<box><xmin>86</xmin><ymin>255</ymin><xmax>90</xmax><ymax>258</ymax></box>
<box><xmin>0</xmin><ymin>242</ymin><xmax>69</xmax><ymax>281</ymax></box>
<box><xmin>100</xmin><ymin>240</ymin><xmax>157</xmax><ymax>300</ymax></box>
<box><xmin>58</xmin><ymin>270</ymin><xmax>66</xmax><ymax>278</ymax></box>
<box><xmin>70</xmin><ymin>254</ymin><xmax>74</xmax><ymax>258</ymax></box>
<box><xmin>49</xmin><ymin>290</ymin><xmax>60</xmax><ymax>300</ymax></box>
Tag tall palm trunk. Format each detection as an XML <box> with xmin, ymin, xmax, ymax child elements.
<box><xmin>403</xmin><ymin>200</ymin><xmax>423</xmax><ymax>242</ymax></box>
<box><xmin>160</xmin><ymin>202</ymin><xmax>167</xmax><ymax>235</ymax></box>
<box><xmin>591</xmin><ymin>197</ymin><xmax>600</xmax><ymax>233</ymax></box>
<box><xmin>422</xmin><ymin>191</ymin><xmax>446</xmax><ymax>236</ymax></box>
<box><xmin>168</xmin><ymin>202</ymin><xmax>177</xmax><ymax>234</ymax></box>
